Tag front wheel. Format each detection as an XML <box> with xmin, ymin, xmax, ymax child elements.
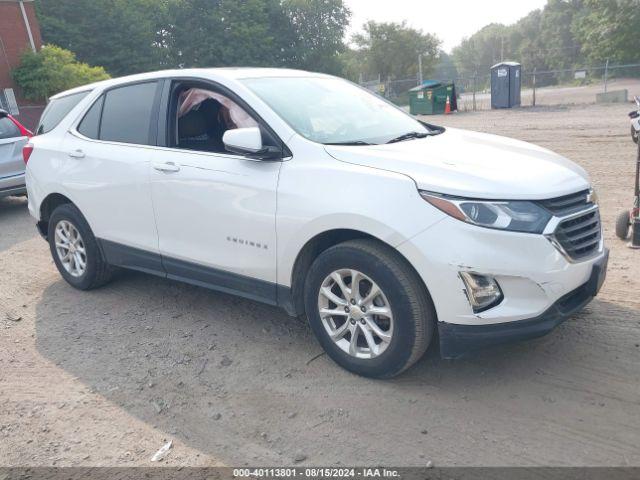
<box><xmin>304</xmin><ymin>239</ymin><xmax>435</xmax><ymax>378</ymax></box>
<box><xmin>632</xmin><ymin>125</ymin><xmax>638</xmax><ymax>144</ymax></box>
<box><xmin>48</xmin><ymin>203</ymin><xmax>113</xmax><ymax>290</ymax></box>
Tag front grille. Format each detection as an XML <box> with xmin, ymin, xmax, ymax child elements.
<box><xmin>540</xmin><ymin>189</ymin><xmax>593</xmax><ymax>216</ymax></box>
<box><xmin>553</xmin><ymin>209</ymin><xmax>601</xmax><ymax>260</ymax></box>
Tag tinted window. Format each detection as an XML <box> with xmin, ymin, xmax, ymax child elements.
<box><xmin>100</xmin><ymin>82</ymin><xmax>157</xmax><ymax>145</ymax></box>
<box><xmin>37</xmin><ymin>91</ymin><xmax>90</xmax><ymax>134</ymax></box>
<box><xmin>0</xmin><ymin>116</ymin><xmax>20</xmax><ymax>139</ymax></box>
<box><xmin>77</xmin><ymin>96</ymin><xmax>104</xmax><ymax>139</ymax></box>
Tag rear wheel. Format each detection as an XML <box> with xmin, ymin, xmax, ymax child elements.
<box><xmin>48</xmin><ymin>203</ymin><xmax>113</xmax><ymax>290</ymax></box>
<box><xmin>304</xmin><ymin>239</ymin><xmax>435</xmax><ymax>378</ymax></box>
<box><xmin>616</xmin><ymin>210</ymin><xmax>631</xmax><ymax>240</ymax></box>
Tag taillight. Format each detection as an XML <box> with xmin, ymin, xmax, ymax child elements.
<box><xmin>22</xmin><ymin>143</ymin><xmax>34</xmax><ymax>164</ymax></box>
<box><xmin>8</xmin><ymin>114</ymin><xmax>33</xmax><ymax>138</ymax></box>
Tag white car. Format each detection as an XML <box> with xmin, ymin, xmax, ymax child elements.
<box><xmin>25</xmin><ymin>69</ymin><xmax>608</xmax><ymax>378</ymax></box>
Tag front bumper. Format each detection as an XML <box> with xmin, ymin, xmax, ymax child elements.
<box><xmin>397</xmin><ymin>214</ymin><xmax>608</xmax><ymax>357</ymax></box>
<box><xmin>438</xmin><ymin>249</ymin><xmax>608</xmax><ymax>358</ymax></box>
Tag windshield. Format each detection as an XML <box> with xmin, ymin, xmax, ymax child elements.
<box><xmin>242</xmin><ymin>76</ymin><xmax>430</xmax><ymax>145</ymax></box>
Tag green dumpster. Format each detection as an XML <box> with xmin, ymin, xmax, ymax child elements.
<box><xmin>409</xmin><ymin>81</ymin><xmax>457</xmax><ymax>115</ymax></box>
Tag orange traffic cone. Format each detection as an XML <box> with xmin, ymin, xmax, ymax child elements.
<box><xmin>444</xmin><ymin>96</ymin><xmax>452</xmax><ymax>114</ymax></box>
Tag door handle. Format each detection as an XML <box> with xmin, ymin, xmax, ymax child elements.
<box><xmin>68</xmin><ymin>149</ymin><xmax>85</xmax><ymax>159</ymax></box>
<box><xmin>153</xmin><ymin>162</ymin><xmax>180</xmax><ymax>173</ymax></box>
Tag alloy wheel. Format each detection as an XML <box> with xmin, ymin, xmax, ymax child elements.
<box><xmin>54</xmin><ymin>220</ymin><xmax>87</xmax><ymax>278</ymax></box>
<box><xmin>317</xmin><ymin>269</ymin><xmax>394</xmax><ymax>359</ymax></box>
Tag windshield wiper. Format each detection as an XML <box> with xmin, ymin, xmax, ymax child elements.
<box><xmin>324</xmin><ymin>140</ymin><xmax>373</xmax><ymax>146</ymax></box>
<box><xmin>386</xmin><ymin>131</ymin><xmax>430</xmax><ymax>144</ymax></box>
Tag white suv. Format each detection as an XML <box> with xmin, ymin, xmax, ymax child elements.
<box><xmin>25</xmin><ymin>69</ymin><xmax>608</xmax><ymax>378</ymax></box>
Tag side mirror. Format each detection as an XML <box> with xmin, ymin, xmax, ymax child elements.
<box><xmin>223</xmin><ymin>127</ymin><xmax>263</xmax><ymax>155</ymax></box>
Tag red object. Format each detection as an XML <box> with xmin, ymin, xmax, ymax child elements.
<box><xmin>22</xmin><ymin>143</ymin><xmax>34</xmax><ymax>164</ymax></box>
<box><xmin>444</xmin><ymin>96</ymin><xmax>452</xmax><ymax>114</ymax></box>
<box><xmin>7</xmin><ymin>114</ymin><xmax>33</xmax><ymax>137</ymax></box>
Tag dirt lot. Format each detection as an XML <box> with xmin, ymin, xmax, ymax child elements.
<box><xmin>1</xmin><ymin>102</ymin><xmax>639</xmax><ymax>468</ymax></box>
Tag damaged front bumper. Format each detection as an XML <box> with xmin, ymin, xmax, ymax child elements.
<box><xmin>438</xmin><ymin>249</ymin><xmax>608</xmax><ymax>358</ymax></box>
<box><xmin>397</xmin><ymin>215</ymin><xmax>608</xmax><ymax>358</ymax></box>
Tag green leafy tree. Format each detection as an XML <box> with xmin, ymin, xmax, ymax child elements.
<box><xmin>432</xmin><ymin>51</ymin><xmax>459</xmax><ymax>81</ymax></box>
<box><xmin>539</xmin><ymin>0</ymin><xmax>584</xmax><ymax>70</ymax></box>
<box><xmin>508</xmin><ymin>10</ymin><xmax>548</xmax><ymax>74</ymax></box>
<box><xmin>12</xmin><ymin>45</ymin><xmax>110</xmax><ymax>100</ymax></box>
<box><xmin>36</xmin><ymin>0</ymin><xmax>171</xmax><ymax>75</ymax></box>
<box><xmin>352</xmin><ymin>21</ymin><xmax>440</xmax><ymax>80</ymax></box>
<box><xmin>166</xmin><ymin>0</ymin><xmax>281</xmax><ymax>68</ymax></box>
<box><xmin>167</xmin><ymin>0</ymin><xmax>350</xmax><ymax>73</ymax></box>
<box><xmin>452</xmin><ymin>23</ymin><xmax>511</xmax><ymax>78</ymax></box>
<box><xmin>280</xmin><ymin>0</ymin><xmax>351</xmax><ymax>74</ymax></box>
<box><xmin>572</xmin><ymin>0</ymin><xmax>640</xmax><ymax>65</ymax></box>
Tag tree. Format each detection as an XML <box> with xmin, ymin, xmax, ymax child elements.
<box><xmin>539</xmin><ymin>0</ymin><xmax>584</xmax><ymax>70</ymax></box>
<box><xmin>572</xmin><ymin>0</ymin><xmax>640</xmax><ymax>65</ymax></box>
<box><xmin>432</xmin><ymin>51</ymin><xmax>458</xmax><ymax>81</ymax></box>
<box><xmin>12</xmin><ymin>45</ymin><xmax>110</xmax><ymax>100</ymax></box>
<box><xmin>352</xmin><ymin>21</ymin><xmax>440</xmax><ymax>80</ymax></box>
<box><xmin>36</xmin><ymin>0</ymin><xmax>171</xmax><ymax>75</ymax></box>
<box><xmin>280</xmin><ymin>0</ymin><xmax>351</xmax><ymax>74</ymax></box>
<box><xmin>35</xmin><ymin>0</ymin><xmax>351</xmax><ymax>76</ymax></box>
<box><xmin>165</xmin><ymin>0</ymin><xmax>282</xmax><ymax>68</ymax></box>
<box><xmin>166</xmin><ymin>0</ymin><xmax>350</xmax><ymax>73</ymax></box>
<box><xmin>452</xmin><ymin>23</ymin><xmax>511</xmax><ymax>78</ymax></box>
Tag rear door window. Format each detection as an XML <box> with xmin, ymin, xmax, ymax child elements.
<box><xmin>37</xmin><ymin>91</ymin><xmax>90</xmax><ymax>134</ymax></box>
<box><xmin>0</xmin><ymin>117</ymin><xmax>20</xmax><ymax>139</ymax></box>
<box><xmin>99</xmin><ymin>82</ymin><xmax>158</xmax><ymax>145</ymax></box>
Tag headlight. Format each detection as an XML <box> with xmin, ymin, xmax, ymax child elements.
<box><xmin>420</xmin><ymin>191</ymin><xmax>552</xmax><ymax>233</ymax></box>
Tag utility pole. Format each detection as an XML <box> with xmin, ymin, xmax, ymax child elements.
<box><xmin>604</xmin><ymin>58</ymin><xmax>609</xmax><ymax>93</ymax></box>
<box><xmin>500</xmin><ymin>36</ymin><xmax>504</xmax><ymax>62</ymax></box>
<box><xmin>418</xmin><ymin>54</ymin><xmax>423</xmax><ymax>86</ymax></box>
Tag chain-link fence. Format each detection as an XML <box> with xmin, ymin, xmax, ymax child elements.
<box><xmin>360</xmin><ymin>62</ymin><xmax>640</xmax><ymax>113</ymax></box>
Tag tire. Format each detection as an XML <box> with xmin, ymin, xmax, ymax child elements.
<box><xmin>48</xmin><ymin>203</ymin><xmax>113</xmax><ymax>290</ymax></box>
<box><xmin>304</xmin><ymin>239</ymin><xmax>435</xmax><ymax>378</ymax></box>
<box><xmin>632</xmin><ymin>126</ymin><xmax>638</xmax><ymax>144</ymax></box>
<box><xmin>616</xmin><ymin>210</ymin><xmax>631</xmax><ymax>240</ymax></box>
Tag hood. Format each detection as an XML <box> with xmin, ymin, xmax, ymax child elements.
<box><xmin>324</xmin><ymin>127</ymin><xmax>590</xmax><ymax>200</ymax></box>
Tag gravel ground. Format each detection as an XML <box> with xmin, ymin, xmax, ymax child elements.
<box><xmin>0</xmin><ymin>102</ymin><xmax>639</xmax><ymax>468</ymax></box>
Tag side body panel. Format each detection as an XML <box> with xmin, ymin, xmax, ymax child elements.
<box><xmin>274</xmin><ymin>134</ymin><xmax>447</xmax><ymax>288</ymax></box>
<box><xmin>60</xmin><ymin>133</ymin><xmax>159</xmax><ymax>252</ymax></box>
<box><xmin>149</xmin><ymin>148</ymin><xmax>281</xmax><ymax>288</ymax></box>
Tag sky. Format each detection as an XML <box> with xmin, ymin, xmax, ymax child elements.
<box><xmin>344</xmin><ymin>0</ymin><xmax>547</xmax><ymax>52</ymax></box>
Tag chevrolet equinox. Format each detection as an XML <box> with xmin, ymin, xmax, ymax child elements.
<box><xmin>25</xmin><ymin>69</ymin><xmax>608</xmax><ymax>378</ymax></box>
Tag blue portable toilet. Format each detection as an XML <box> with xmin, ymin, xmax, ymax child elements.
<box><xmin>491</xmin><ymin>61</ymin><xmax>521</xmax><ymax>108</ymax></box>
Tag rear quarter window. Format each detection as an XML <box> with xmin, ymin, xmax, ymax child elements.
<box><xmin>37</xmin><ymin>91</ymin><xmax>90</xmax><ymax>135</ymax></box>
<box><xmin>77</xmin><ymin>96</ymin><xmax>104</xmax><ymax>140</ymax></box>
<box><xmin>0</xmin><ymin>117</ymin><xmax>21</xmax><ymax>139</ymax></box>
